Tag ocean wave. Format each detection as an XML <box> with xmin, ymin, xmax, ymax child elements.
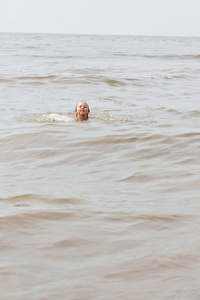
<box><xmin>16</xmin><ymin>113</ymin><xmax>74</xmax><ymax>123</ymax></box>
<box><xmin>1</xmin><ymin>73</ymin><xmax>195</xmax><ymax>88</ymax></box>
<box><xmin>114</xmin><ymin>53</ymin><xmax>200</xmax><ymax>60</ymax></box>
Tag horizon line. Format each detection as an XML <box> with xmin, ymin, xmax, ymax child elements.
<box><xmin>0</xmin><ymin>31</ymin><xmax>200</xmax><ymax>39</ymax></box>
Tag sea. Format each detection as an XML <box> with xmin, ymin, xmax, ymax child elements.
<box><xmin>0</xmin><ymin>32</ymin><xmax>200</xmax><ymax>299</ymax></box>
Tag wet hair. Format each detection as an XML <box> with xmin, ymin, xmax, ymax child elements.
<box><xmin>75</xmin><ymin>101</ymin><xmax>90</xmax><ymax>118</ymax></box>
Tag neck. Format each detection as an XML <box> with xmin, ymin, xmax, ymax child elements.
<box><xmin>76</xmin><ymin>115</ymin><xmax>88</xmax><ymax>121</ymax></box>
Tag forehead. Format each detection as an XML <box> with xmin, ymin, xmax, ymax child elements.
<box><xmin>77</xmin><ymin>102</ymin><xmax>88</xmax><ymax>107</ymax></box>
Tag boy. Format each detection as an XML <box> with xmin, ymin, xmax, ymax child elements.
<box><xmin>75</xmin><ymin>101</ymin><xmax>90</xmax><ymax>121</ymax></box>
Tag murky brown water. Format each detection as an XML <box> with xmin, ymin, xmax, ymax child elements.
<box><xmin>1</xmin><ymin>33</ymin><xmax>200</xmax><ymax>299</ymax></box>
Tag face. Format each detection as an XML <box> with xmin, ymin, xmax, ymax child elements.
<box><xmin>75</xmin><ymin>101</ymin><xmax>89</xmax><ymax>118</ymax></box>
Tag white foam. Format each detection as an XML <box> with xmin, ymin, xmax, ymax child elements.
<box><xmin>40</xmin><ymin>113</ymin><xmax>74</xmax><ymax>123</ymax></box>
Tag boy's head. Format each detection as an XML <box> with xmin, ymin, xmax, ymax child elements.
<box><xmin>75</xmin><ymin>101</ymin><xmax>90</xmax><ymax>119</ymax></box>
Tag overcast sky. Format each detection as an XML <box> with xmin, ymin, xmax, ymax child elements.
<box><xmin>0</xmin><ymin>0</ymin><xmax>200</xmax><ymax>37</ymax></box>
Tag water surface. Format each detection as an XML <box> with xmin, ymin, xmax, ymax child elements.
<box><xmin>1</xmin><ymin>33</ymin><xmax>200</xmax><ymax>299</ymax></box>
